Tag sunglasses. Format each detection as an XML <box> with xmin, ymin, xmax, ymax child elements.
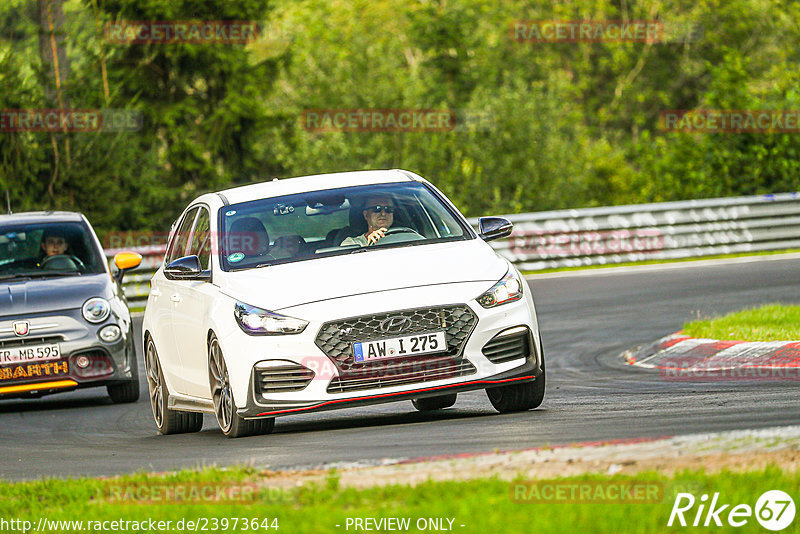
<box><xmin>366</xmin><ymin>205</ymin><xmax>395</xmax><ymax>214</ymax></box>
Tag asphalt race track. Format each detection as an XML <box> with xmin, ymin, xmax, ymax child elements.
<box><xmin>2</xmin><ymin>256</ymin><xmax>800</xmax><ymax>480</ymax></box>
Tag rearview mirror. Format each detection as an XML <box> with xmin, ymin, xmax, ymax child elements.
<box><xmin>164</xmin><ymin>255</ymin><xmax>211</xmax><ymax>281</ymax></box>
<box><xmin>478</xmin><ymin>217</ymin><xmax>513</xmax><ymax>242</ymax></box>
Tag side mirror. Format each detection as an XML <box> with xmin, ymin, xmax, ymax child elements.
<box><xmin>164</xmin><ymin>255</ymin><xmax>211</xmax><ymax>281</ymax></box>
<box><xmin>478</xmin><ymin>217</ymin><xmax>513</xmax><ymax>242</ymax></box>
<box><xmin>113</xmin><ymin>252</ymin><xmax>142</xmax><ymax>282</ymax></box>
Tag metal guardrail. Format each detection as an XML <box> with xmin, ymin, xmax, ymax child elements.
<box><xmin>469</xmin><ymin>192</ymin><xmax>800</xmax><ymax>271</ymax></box>
<box><xmin>110</xmin><ymin>192</ymin><xmax>800</xmax><ymax>306</ymax></box>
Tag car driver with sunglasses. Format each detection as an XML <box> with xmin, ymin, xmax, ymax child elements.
<box><xmin>340</xmin><ymin>195</ymin><xmax>397</xmax><ymax>246</ymax></box>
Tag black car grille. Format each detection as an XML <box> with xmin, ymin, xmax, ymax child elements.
<box><xmin>316</xmin><ymin>305</ymin><xmax>478</xmax><ymax>393</ymax></box>
<box><xmin>482</xmin><ymin>327</ymin><xmax>532</xmax><ymax>364</ymax></box>
<box><xmin>0</xmin><ymin>335</ymin><xmax>64</xmax><ymax>349</ymax></box>
<box><xmin>254</xmin><ymin>362</ymin><xmax>315</xmax><ymax>395</ymax></box>
<box><xmin>327</xmin><ymin>358</ymin><xmax>477</xmax><ymax>394</ymax></box>
<box><xmin>315</xmin><ymin>305</ymin><xmax>477</xmax><ymax>364</ymax></box>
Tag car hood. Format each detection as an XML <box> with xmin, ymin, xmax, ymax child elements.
<box><xmin>220</xmin><ymin>239</ymin><xmax>508</xmax><ymax>311</ymax></box>
<box><xmin>0</xmin><ymin>274</ymin><xmax>112</xmax><ymax>317</ymax></box>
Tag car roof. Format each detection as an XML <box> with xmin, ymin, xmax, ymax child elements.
<box><xmin>0</xmin><ymin>211</ymin><xmax>85</xmax><ymax>225</ymax></box>
<box><xmin>208</xmin><ymin>169</ymin><xmax>419</xmax><ymax>206</ymax></box>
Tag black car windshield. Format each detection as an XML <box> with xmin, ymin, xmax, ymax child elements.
<box><xmin>218</xmin><ymin>181</ymin><xmax>473</xmax><ymax>270</ymax></box>
<box><xmin>0</xmin><ymin>221</ymin><xmax>107</xmax><ymax>279</ymax></box>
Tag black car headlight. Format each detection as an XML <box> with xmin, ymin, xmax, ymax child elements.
<box><xmin>234</xmin><ymin>302</ymin><xmax>308</xmax><ymax>335</ymax></box>
<box><xmin>477</xmin><ymin>270</ymin><xmax>523</xmax><ymax>308</ymax></box>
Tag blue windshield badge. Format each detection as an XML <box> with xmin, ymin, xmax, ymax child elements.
<box><xmin>228</xmin><ymin>252</ymin><xmax>245</xmax><ymax>263</ymax></box>
<box><xmin>225</xmin><ymin>210</ymin><xmax>237</xmax><ymax>217</ymax></box>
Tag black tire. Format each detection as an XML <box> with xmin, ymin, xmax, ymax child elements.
<box><xmin>209</xmin><ymin>335</ymin><xmax>275</xmax><ymax>439</ymax></box>
<box><xmin>145</xmin><ymin>337</ymin><xmax>203</xmax><ymax>435</ymax></box>
<box><xmin>486</xmin><ymin>344</ymin><xmax>546</xmax><ymax>414</ymax></box>
<box><xmin>107</xmin><ymin>339</ymin><xmax>141</xmax><ymax>403</ymax></box>
<box><xmin>412</xmin><ymin>393</ymin><xmax>457</xmax><ymax>411</ymax></box>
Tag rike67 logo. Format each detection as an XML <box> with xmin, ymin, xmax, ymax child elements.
<box><xmin>668</xmin><ymin>490</ymin><xmax>795</xmax><ymax>531</ymax></box>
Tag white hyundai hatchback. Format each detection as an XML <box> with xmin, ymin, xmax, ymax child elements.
<box><xmin>142</xmin><ymin>169</ymin><xmax>544</xmax><ymax>437</ymax></box>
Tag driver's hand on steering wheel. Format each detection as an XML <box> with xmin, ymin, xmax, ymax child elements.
<box><xmin>366</xmin><ymin>227</ymin><xmax>388</xmax><ymax>246</ymax></box>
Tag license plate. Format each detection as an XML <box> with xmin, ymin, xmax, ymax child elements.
<box><xmin>353</xmin><ymin>332</ymin><xmax>447</xmax><ymax>362</ymax></box>
<box><xmin>0</xmin><ymin>344</ymin><xmax>61</xmax><ymax>364</ymax></box>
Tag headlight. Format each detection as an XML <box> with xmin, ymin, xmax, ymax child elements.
<box><xmin>82</xmin><ymin>298</ymin><xmax>111</xmax><ymax>323</ymax></box>
<box><xmin>99</xmin><ymin>324</ymin><xmax>122</xmax><ymax>343</ymax></box>
<box><xmin>476</xmin><ymin>270</ymin><xmax>523</xmax><ymax>308</ymax></box>
<box><xmin>234</xmin><ymin>302</ymin><xmax>308</xmax><ymax>335</ymax></box>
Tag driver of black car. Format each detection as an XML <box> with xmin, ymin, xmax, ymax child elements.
<box><xmin>340</xmin><ymin>195</ymin><xmax>396</xmax><ymax>247</ymax></box>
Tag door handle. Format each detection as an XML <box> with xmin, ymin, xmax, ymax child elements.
<box><xmin>150</xmin><ymin>289</ymin><xmax>162</xmax><ymax>297</ymax></box>
<box><xmin>170</xmin><ymin>294</ymin><xmax>182</xmax><ymax>303</ymax></box>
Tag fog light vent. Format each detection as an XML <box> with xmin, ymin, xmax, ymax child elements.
<box><xmin>71</xmin><ymin>350</ymin><xmax>115</xmax><ymax>378</ymax></box>
<box><xmin>254</xmin><ymin>361</ymin><xmax>315</xmax><ymax>395</ymax></box>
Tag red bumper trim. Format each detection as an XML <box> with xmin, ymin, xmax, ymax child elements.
<box><xmin>255</xmin><ymin>375</ymin><xmax>536</xmax><ymax>417</ymax></box>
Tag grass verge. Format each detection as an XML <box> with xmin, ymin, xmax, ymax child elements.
<box><xmin>683</xmin><ymin>303</ymin><xmax>800</xmax><ymax>341</ymax></box>
<box><xmin>1</xmin><ymin>466</ymin><xmax>797</xmax><ymax>533</ymax></box>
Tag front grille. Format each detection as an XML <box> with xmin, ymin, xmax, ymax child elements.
<box><xmin>315</xmin><ymin>305</ymin><xmax>477</xmax><ymax>364</ymax></box>
<box><xmin>327</xmin><ymin>358</ymin><xmax>476</xmax><ymax>394</ymax></box>
<box><xmin>255</xmin><ymin>363</ymin><xmax>315</xmax><ymax>395</ymax></box>
<box><xmin>482</xmin><ymin>327</ymin><xmax>531</xmax><ymax>364</ymax></box>
<box><xmin>0</xmin><ymin>335</ymin><xmax>64</xmax><ymax>349</ymax></box>
<box><xmin>316</xmin><ymin>305</ymin><xmax>478</xmax><ymax>393</ymax></box>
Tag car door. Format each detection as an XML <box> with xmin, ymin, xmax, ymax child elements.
<box><xmin>152</xmin><ymin>206</ymin><xmax>198</xmax><ymax>394</ymax></box>
<box><xmin>170</xmin><ymin>205</ymin><xmax>219</xmax><ymax>398</ymax></box>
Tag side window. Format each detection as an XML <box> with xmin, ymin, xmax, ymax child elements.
<box><xmin>165</xmin><ymin>207</ymin><xmax>199</xmax><ymax>264</ymax></box>
<box><xmin>189</xmin><ymin>208</ymin><xmax>211</xmax><ymax>270</ymax></box>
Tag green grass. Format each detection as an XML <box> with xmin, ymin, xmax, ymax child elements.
<box><xmin>1</xmin><ymin>466</ymin><xmax>798</xmax><ymax>533</ymax></box>
<box><xmin>522</xmin><ymin>248</ymin><xmax>800</xmax><ymax>275</ymax></box>
<box><xmin>683</xmin><ymin>304</ymin><xmax>800</xmax><ymax>341</ymax></box>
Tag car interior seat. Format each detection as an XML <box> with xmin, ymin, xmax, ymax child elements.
<box><xmin>228</xmin><ymin>217</ymin><xmax>270</xmax><ymax>256</ymax></box>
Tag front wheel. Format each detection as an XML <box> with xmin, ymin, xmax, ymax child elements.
<box><xmin>486</xmin><ymin>351</ymin><xmax>545</xmax><ymax>414</ymax></box>
<box><xmin>209</xmin><ymin>335</ymin><xmax>274</xmax><ymax>438</ymax></box>
<box><xmin>107</xmin><ymin>339</ymin><xmax>140</xmax><ymax>403</ymax></box>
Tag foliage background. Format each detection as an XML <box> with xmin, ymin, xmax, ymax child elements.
<box><xmin>1</xmin><ymin>0</ymin><xmax>798</xmax><ymax>236</ymax></box>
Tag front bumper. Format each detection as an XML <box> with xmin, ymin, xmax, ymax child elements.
<box><xmin>238</xmin><ymin>359</ymin><xmax>541</xmax><ymax>418</ymax></box>
<box><xmin>0</xmin><ymin>311</ymin><xmax>135</xmax><ymax>398</ymax></box>
<box><xmin>231</xmin><ymin>296</ymin><xmax>542</xmax><ymax>419</ymax></box>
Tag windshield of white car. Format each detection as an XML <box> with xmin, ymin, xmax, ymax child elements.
<box><xmin>218</xmin><ymin>182</ymin><xmax>473</xmax><ymax>271</ymax></box>
<box><xmin>0</xmin><ymin>221</ymin><xmax>107</xmax><ymax>279</ymax></box>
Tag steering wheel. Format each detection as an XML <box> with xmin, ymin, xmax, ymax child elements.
<box><xmin>40</xmin><ymin>254</ymin><xmax>85</xmax><ymax>272</ymax></box>
<box><xmin>383</xmin><ymin>227</ymin><xmax>418</xmax><ymax>236</ymax></box>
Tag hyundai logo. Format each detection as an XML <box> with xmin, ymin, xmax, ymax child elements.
<box><xmin>13</xmin><ymin>321</ymin><xmax>29</xmax><ymax>337</ymax></box>
<box><xmin>380</xmin><ymin>316</ymin><xmax>411</xmax><ymax>334</ymax></box>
